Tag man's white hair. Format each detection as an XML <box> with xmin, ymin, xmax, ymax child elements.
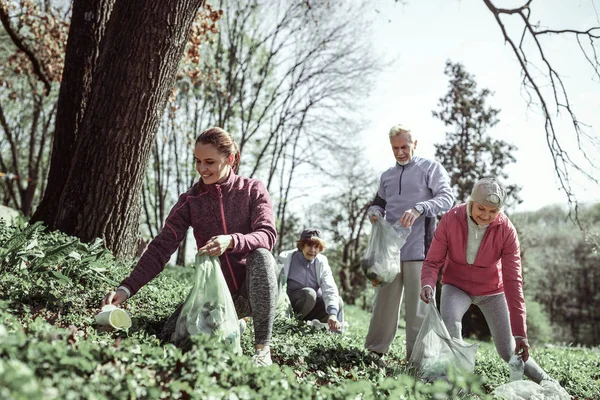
<box><xmin>388</xmin><ymin>124</ymin><xmax>413</xmax><ymax>142</ymax></box>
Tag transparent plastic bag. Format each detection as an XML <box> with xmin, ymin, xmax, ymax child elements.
<box><xmin>275</xmin><ymin>264</ymin><xmax>293</xmax><ymax>320</ymax></box>
<box><xmin>408</xmin><ymin>300</ymin><xmax>479</xmax><ymax>381</ymax></box>
<box><xmin>361</xmin><ymin>215</ymin><xmax>410</xmax><ymax>287</ymax></box>
<box><xmin>492</xmin><ymin>379</ymin><xmax>571</xmax><ymax>400</ymax></box>
<box><xmin>171</xmin><ymin>254</ymin><xmax>241</xmax><ymax>354</ymax></box>
<box><xmin>508</xmin><ymin>354</ymin><xmax>525</xmax><ymax>381</ymax></box>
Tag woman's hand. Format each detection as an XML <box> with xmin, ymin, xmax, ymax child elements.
<box><xmin>328</xmin><ymin>315</ymin><xmax>341</xmax><ymax>331</ymax></box>
<box><xmin>101</xmin><ymin>289</ymin><xmax>128</xmax><ymax>307</ymax></box>
<box><xmin>198</xmin><ymin>235</ymin><xmax>233</xmax><ymax>256</ymax></box>
<box><xmin>420</xmin><ymin>286</ymin><xmax>434</xmax><ymax>303</ymax></box>
<box><xmin>515</xmin><ymin>337</ymin><xmax>530</xmax><ymax>362</ymax></box>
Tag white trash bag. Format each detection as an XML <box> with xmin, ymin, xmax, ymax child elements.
<box><xmin>493</xmin><ymin>379</ymin><xmax>571</xmax><ymax>400</ymax></box>
<box><xmin>361</xmin><ymin>215</ymin><xmax>410</xmax><ymax>287</ymax></box>
<box><xmin>408</xmin><ymin>300</ymin><xmax>479</xmax><ymax>381</ymax></box>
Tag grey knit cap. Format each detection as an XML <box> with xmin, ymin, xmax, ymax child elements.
<box><xmin>470</xmin><ymin>178</ymin><xmax>506</xmax><ymax>209</ymax></box>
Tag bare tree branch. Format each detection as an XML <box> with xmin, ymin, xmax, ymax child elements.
<box><xmin>483</xmin><ymin>0</ymin><xmax>600</xmax><ymax>225</ymax></box>
<box><xmin>0</xmin><ymin>2</ymin><xmax>52</xmax><ymax>95</ymax></box>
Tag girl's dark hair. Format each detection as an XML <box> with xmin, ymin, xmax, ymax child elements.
<box><xmin>195</xmin><ymin>127</ymin><xmax>241</xmax><ymax>173</ymax></box>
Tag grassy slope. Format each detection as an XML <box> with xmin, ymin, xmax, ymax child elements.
<box><xmin>1</xmin><ymin>223</ymin><xmax>599</xmax><ymax>399</ymax></box>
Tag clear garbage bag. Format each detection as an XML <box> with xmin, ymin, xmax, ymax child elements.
<box><xmin>408</xmin><ymin>300</ymin><xmax>479</xmax><ymax>381</ymax></box>
<box><xmin>172</xmin><ymin>254</ymin><xmax>241</xmax><ymax>354</ymax></box>
<box><xmin>361</xmin><ymin>215</ymin><xmax>410</xmax><ymax>287</ymax></box>
<box><xmin>493</xmin><ymin>379</ymin><xmax>571</xmax><ymax>400</ymax></box>
<box><xmin>275</xmin><ymin>263</ymin><xmax>293</xmax><ymax>320</ymax></box>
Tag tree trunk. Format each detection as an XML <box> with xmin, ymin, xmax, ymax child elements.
<box><xmin>41</xmin><ymin>0</ymin><xmax>204</xmax><ymax>259</ymax></box>
<box><xmin>32</xmin><ymin>0</ymin><xmax>115</xmax><ymax>224</ymax></box>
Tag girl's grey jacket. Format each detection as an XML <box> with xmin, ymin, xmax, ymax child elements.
<box><xmin>369</xmin><ymin>156</ymin><xmax>454</xmax><ymax>261</ymax></box>
<box><xmin>278</xmin><ymin>250</ymin><xmax>341</xmax><ymax>316</ymax></box>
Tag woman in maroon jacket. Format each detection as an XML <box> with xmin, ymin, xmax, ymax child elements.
<box><xmin>102</xmin><ymin>127</ymin><xmax>278</xmax><ymax>367</ymax></box>
<box><xmin>420</xmin><ymin>178</ymin><xmax>553</xmax><ymax>383</ymax></box>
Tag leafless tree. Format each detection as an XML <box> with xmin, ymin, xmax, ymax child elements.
<box><xmin>483</xmin><ymin>0</ymin><xmax>600</xmax><ymax>222</ymax></box>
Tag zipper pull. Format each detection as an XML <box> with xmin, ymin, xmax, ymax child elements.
<box><xmin>216</xmin><ymin>185</ymin><xmax>222</xmax><ymax>198</ymax></box>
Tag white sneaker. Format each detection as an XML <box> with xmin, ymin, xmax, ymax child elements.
<box><xmin>239</xmin><ymin>319</ymin><xmax>247</xmax><ymax>336</ymax></box>
<box><xmin>252</xmin><ymin>348</ymin><xmax>272</xmax><ymax>367</ymax></box>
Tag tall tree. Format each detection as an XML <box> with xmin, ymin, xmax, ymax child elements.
<box><xmin>31</xmin><ymin>0</ymin><xmax>207</xmax><ymax>258</ymax></box>
<box><xmin>433</xmin><ymin>60</ymin><xmax>521</xmax><ymax>207</ymax></box>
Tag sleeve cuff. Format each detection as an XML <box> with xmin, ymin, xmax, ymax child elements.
<box><xmin>423</xmin><ymin>284</ymin><xmax>434</xmax><ymax>291</ymax></box>
<box><xmin>327</xmin><ymin>306</ymin><xmax>338</xmax><ymax>316</ymax></box>
<box><xmin>117</xmin><ymin>286</ymin><xmax>131</xmax><ymax>298</ymax></box>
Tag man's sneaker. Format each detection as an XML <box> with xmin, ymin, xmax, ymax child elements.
<box><xmin>252</xmin><ymin>348</ymin><xmax>272</xmax><ymax>367</ymax></box>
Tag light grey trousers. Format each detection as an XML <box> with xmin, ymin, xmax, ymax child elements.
<box><xmin>441</xmin><ymin>284</ymin><xmax>550</xmax><ymax>383</ymax></box>
<box><xmin>365</xmin><ymin>261</ymin><xmax>426</xmax><ymax>357</ymax></box>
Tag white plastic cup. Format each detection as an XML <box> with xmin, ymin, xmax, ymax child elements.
<box><xmin>95</xmin><ymin>305</ymin><xmax>132</xmax><ymax>330</ymax></box>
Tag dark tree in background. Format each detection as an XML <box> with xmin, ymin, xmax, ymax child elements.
<box><xmin>433</xmin><ymin>60</ymin><xmax>522</xmax><ymax>340</ymax></box>
<box><xmin>433</xmin><ymin>60</ymin><xmax>521</xmax><ymax>208</ymax></box>
<box><xmin>31</xmin><ymin>0</ymin><xmax>206</xmax><ymax>258</ymax></box>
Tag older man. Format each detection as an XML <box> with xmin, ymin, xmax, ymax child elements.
<box><xmin>365</xmin><ymin>124</ymin><xmax>454</xmax><ymax>358</ymax></box>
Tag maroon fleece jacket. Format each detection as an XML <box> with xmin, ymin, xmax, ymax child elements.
<box><xmin>119</xmin><ymin>170</ymin><xmax>277</xmax><ymax>296</ymax></box>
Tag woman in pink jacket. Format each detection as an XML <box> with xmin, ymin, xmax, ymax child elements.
<box><xmin>420</xmin><ymin>178</ymin><xmax>552</xmax><ymax>383</ymax></box>
<box><xmin>101</xmin><ymin>127</ymin><xmax>278</xmax><ymax>367</ymax></box>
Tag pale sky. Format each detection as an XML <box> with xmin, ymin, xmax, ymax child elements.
<box><xmin>360</xmin><ymin>0</ymin><xmax>600</xmax><ymax>212</ymax></box>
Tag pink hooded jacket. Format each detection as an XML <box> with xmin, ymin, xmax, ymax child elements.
<box><xmin>120</xmin><ymin>170</ymin><xmax>277</xmax><ymax>296</ymax></box>
<box><xmin>421</xmin><ymin>203</ymin><xmax>527</xmax><ymax>338</ymax></box>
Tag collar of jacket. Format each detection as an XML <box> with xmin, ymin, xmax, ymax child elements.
<box><xmin>200</xmin><ymin>169</ymin><xmax>236</xmax><ymax>195</ymax></box>
<box><xmin>456</xmin><ymin>202</ymin><xmax>506</xmax><ymax>229</ymax></box>
<box><xmin>395</xmin><ymin>156</ymin><xmax>420</xmax><ymax>169</ymax></box>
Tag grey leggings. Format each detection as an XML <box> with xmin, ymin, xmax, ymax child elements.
<box><xmin>441</xmin><ymin>284</ymin><xmax>550</xmax><ymax>383</ymax></box>
<box><xmin>161</xmin><ymin>248</ymin><xmax>277</xmax><ymax>347</ymax></box>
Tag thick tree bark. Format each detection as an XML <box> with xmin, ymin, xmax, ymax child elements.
<box><xmin>45</xmin><ymin>0</ymin><xmax>204</xmax><ymax>258</ymax></box>
<box><xmin>32</xmin><ymin>0</ymin><xmax>115</xmax><ymax>224</ymax></box>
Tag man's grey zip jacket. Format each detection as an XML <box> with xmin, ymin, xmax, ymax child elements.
<box><xmin>369</xmin><ymin>156</ymin><xmax>454</xmax><ymax>261</ymax></box>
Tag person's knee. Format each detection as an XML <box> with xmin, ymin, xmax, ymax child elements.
<box><xmin>497</xmin><ymin>344</ymin><xmax>513</xmax><ymax>362</ymax></box>
<box><xmin>247</xmin><ymin>248</ymin><xmax>274</xmax><ymax>265</ymax></box>
<box><xmin>247</xmin><ymin>248</ymin><xmax>276</xmax><ymax>274</ymax></box>
<box><xmin>301</xmin><ymin>287</ymin><xmax>318</xmax><ymax>302</ymax></box>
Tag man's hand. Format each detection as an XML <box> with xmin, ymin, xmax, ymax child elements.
<box><xmin>101</xmin><ymin>289</ymin><xmax>128</xmax><ymax>307</ymax></box>
<box><xmin>420</xmin><ymin>286</ymin><xmax>434</xmax><ymax>303</ymax></box>
<box><xmin>328</xmin><ymin>315</ymin><xmax>341</xmax><ymax>331</ymax></box>
<box><xmin>368</xmin><ymin>210</ymin><xmax>382</xmax><ymax>224</ymax></box>
<box><xmin>198</xmin><ymin>235</ymin><xmax>233</xmax><ymax>256</ymax></box>
<box><xmin>399</xmin><ymin>208</ymin><xmax>421</xmax><ymax>228</ymax></box>
<box><xmin>515</xmin><ymin>337</ymin><xmax>530</xmax><ymax>362</ymax></box>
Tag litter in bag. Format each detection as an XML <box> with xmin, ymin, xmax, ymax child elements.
<box><xmin>493</xmin><ymin>379</ymin><xmax>571</xmax><ymax>400</ymax></box>
<box><xmin>171</xmin><ymin>254</ymin><xmax>241</xmax><ymax>354</ymax></box>
<box><xmin>361</xmin><ymin>215</ymin><xmax>410</xmax><ymax>287</ymax></box>
<box><xmin>408</xmin><ymin>300</ymin><xmax>479</xmax><ymax>381</ymax></box>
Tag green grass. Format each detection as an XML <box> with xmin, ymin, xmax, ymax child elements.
<box><xmin>1</xmin><ymin>221</ymin><xmax>599</xmax><ymax>399</ymax></box>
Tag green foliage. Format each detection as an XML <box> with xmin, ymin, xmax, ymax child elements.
<box><xmin>514</xmin><ymin>204</ymin><xmax>600</xmax><ymax>346</ymax></box>
<box><xmin>524</xmin><ymin>297</ymin><xmax>554</xmax><ymax>345</ymax></box>
<box><xmin>1</xmin><ymin>221</ymin><xmax>599</xmax><ymax>399</ymax></box>
<box><xmin>433</xmin><ymin>60</ymin><xmax>520</xmax><ymax>207</ymax></box>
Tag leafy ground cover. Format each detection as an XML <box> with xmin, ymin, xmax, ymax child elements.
<box><xmin>1</xmin><ymin>220</ymin><xmax>599</xmax><ymax>399</ymax></box>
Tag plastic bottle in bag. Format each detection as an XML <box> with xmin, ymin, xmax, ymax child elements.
<box><xmin>508</xmin><ymin>354</ymin><xmax>524</xmax><ymax>381</ymax></box>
